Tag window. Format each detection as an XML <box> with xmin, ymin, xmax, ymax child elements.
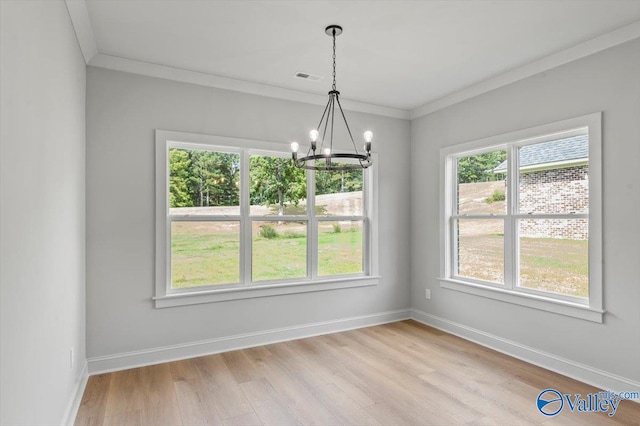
<box><xmin>155</xmin><ymin>131</ymin><xmax>378</xmax><ymax>308</ymax></box>
<box><xmin>440</xmin><ymin>113</ymin><xmax>602</xmax><ymax>322</ymax></box>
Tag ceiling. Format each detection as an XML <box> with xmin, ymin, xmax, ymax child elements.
<box><xmin>78</xmin><ymin>0</ymin><xmax>640</xmax><ymax>114</ymax></box>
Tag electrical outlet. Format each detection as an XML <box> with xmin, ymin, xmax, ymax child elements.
<box><xmin>425</xmin><ymin>289</ymin><xmax>431</xmax><ymax>300</ymax></box>
<box><xmin>70</xmin><ymin>347</ymin><xmax>74</xmax><ymax>369</ymax></box>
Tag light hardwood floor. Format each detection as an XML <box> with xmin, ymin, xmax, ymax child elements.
<box><xmin>75</xmin><ymin>320</ymin><xmax>640</xmax><ymax>425</ymax></box>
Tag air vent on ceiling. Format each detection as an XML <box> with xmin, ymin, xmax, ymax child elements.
<box><xmin>294</xmin><ymin>71</ymin><xmax>323</xmax><ymax>82</ymax></box>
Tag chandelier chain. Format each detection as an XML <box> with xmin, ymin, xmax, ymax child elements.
<box><xmin>332</xmin><ymin>30</ymin><xmax>337</xmax><ymax>91</ymax></box>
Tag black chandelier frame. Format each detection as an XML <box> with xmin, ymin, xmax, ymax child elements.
<box><xmin>292</xmin><ymin>25</ymin><xmax>373</xmax><ymax>171</ymax></box>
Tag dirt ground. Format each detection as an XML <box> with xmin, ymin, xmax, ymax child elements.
<box><xmin>170</xmin><ymin>191</ymin><xmax>362</xmax><ymax>216</ymax></box>
<box><xmin>458</xmin><ymin>181</ymin><xmax>506</xmax><ymax>235</ymax></box>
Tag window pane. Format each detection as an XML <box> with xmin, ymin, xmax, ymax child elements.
<box><xmin>318</xmin><ymin>220</ymin><xmax>364</xmax><ymax>276</ymax></box>
<box><xmin>518</xmin><ymin>218</ymin><xmax>588</xmax><ymax>298</ymax></box>
<box><xmin>250</xmin><ymin>155</ymin><xmax>306</xmax><ymax>216</ymax></box>
<box><xmin>456</xmin><ymin>219</ymin><xmax>504</xmax><ymax>283</ymax></box>
<box><xmin>252</xmin><ymin>221</ymin><xmax>307</xmax><ymax>281</ymax></box>
<box><xmin>518</xmin><ymin>135</ymin><xmax>589</xmax><ymax>214</ymax></box>
<box><xmin>315</xmin><ymin>167</ymin><xmax>363</xmax><ymax>216</ymax></box>
<box><xmin>457</xmin><ymin>150</ymin><xmax>507</xmax><ymax>215</ymax></box>
<box><xmin>169</xmin><ymin>148</ymin><xmax>240</xmax><ymax>215</ymax></box>
<box><xmin>171</xmin><ymin>221</ymin><xmax>240</xmax><ymax>288</ymax></box>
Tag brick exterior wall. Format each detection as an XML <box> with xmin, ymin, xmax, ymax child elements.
<box><xmin>519</xmin><ymin>165</ymin><xmax>588</xmax><ymax>240</ymax></box>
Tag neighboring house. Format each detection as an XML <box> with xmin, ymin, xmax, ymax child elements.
<box><xmin>494</xmin><ymin>134</ymin><xmax>589</xmax><ymax>239</ymax></box>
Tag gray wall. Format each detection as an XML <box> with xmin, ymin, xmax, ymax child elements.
<box><xmin>85</xmin><ymin>67</ymin><xmax>411</xmax><ymax>358</ymax></box>
<box><xmin>411</xmin><ymin>40</ymin><xmax>640</xmax><ymax>382</ymax></box>
<box><xmin>0</xmin><ymin>1</ymin><xmax>86</xmax><ymax>424</ymax></box>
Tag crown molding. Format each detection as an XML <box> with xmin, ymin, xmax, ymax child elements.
<box><xmin>410</xmin><ymin>20</ymin><xmax>640</xmax><ymax>119</ymax></box>
<box><xmin>65</xmin><ymin>0</ymin><xmax>97</xmax><ymax>64</ymax></box>
<box><xmin>65</xmin><ymin>1</ymin><xmax>637</xmax><ymax>121</ymax></box>
<box><xmin>64</xmin><ymin>0</ymin><xmax>407</xmax><ymax>118</ymax></box>
<box><xmin>88</xmin><ymin>54</ymin><xmax>411</xmax><ymax>119</ymax></box>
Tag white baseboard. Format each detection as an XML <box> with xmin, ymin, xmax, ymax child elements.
<box><xmin>61</xmin><ymin>360</ymin><xmax>89</xmax><ymax>426</ymax></box>
<box><xmin>88</xmin><ymin>309</ymin><xmax>411</xmax><ymax>374</ymax></box>
<box><xmin>410</xmin><ymin>308</ymin><xmax>640</xmax><ymax>396</ymax></box>
<box><xmin>84</xmin><ymin>306</ymin><xmax>638</xmax><ymax>405</ymax></box>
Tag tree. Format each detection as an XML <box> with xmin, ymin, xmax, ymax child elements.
<box><xmin>169</xmin><ymin>149</ymin><xmax>240</xmax><ymax>208</ymax></box>
<box><xmin>212</xmin><ymin>152</ymin><xmax>240</xmax><ymax>206</ymax></box>
<box><xmin>168</xmin><ymin>149</ymin><xmax>193</xmax><ymax>207</ymax></box>
<box><xmin>169</xmin><ymin>149</ymin><xmax>366</xmax><ymax>213</ymax></box>
<box><xmin>250</xmin><ymin>156</ymin><xmax>306</xmax><ymax>215</ymax></box>
<box><xmin>189</xmin><ymin>150</ymin><xmax>215</xmax><ymax>206</ymax></box>
<box><xmin>316</xmin><ymin>168</ymin><xmax>362</xmax><ymax>195</ymax></box>
<box><xmin>188</xmin><ymin>151</ymin><xmax>240</xmax><ymax>207</ymax></box>
<box><xmin>457</xmin><ymin>151</ymin><xmax>506</xmax><ymax>183</ymax></box>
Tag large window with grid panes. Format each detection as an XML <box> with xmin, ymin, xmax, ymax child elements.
<box><xmin>439</xmin><ymin>113</ymin><xmax>602</xmax><ymax>322</ymax></box>
<box><xmin>155</xmin><ymin>131</ymin><xmax>378</xmax><ymax>308</ymax></box>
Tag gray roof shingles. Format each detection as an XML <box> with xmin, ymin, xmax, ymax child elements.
<box><xmin>494</xmin><ymin>134</ymin><xmax>588</xmax><ymax>172</ymax></box>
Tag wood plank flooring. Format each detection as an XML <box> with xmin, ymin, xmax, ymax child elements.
<box><xmin>75</xmin><ymin>320</ymin><xmax>640</xmax><ymax>425</ymax></box>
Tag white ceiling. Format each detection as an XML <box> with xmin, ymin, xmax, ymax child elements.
<box><xmin>79</xmin><ymin>0</ymin><xmax>640</xmax><ymax>113</ymax></box>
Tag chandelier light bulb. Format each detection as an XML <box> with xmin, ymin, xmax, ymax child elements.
<box><xmin>291</xmin><ymin>142</ymin><xmax>299</xmax><ymax>152</ymax></box>
<box><xmin>324</xmin><ymin>148</ymin><xmax>331</xmax><ymax>156</ymax></box>
<box><xmin>309</xmin><ymin>129</ymin><xmax>319</xmax><ymax>142</ymax></box>
<box><xmin>363</xmin><ymin>130</ymin><xmax>373</xmax><ymax>143</ymax></box>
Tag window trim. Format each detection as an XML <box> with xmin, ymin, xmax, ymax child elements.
<box><xmin>155</xmin><ymin>130</ymin><xmax>379</xmax><ymax>308</ymax></box>
<box><xmin>439</xmin><ymin>113</ymin><xmax>603</xmax><ymax>323</ymax></box>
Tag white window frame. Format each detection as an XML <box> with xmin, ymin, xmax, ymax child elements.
<box><xmin>439</xmin><ymin>113</ymin><xmax>603</xmax><ymax>323</ymax></box>
<box><xmin>155</xmin><ymin>130</ymin><xmax>379</xmax><ymax>308</ymax></box>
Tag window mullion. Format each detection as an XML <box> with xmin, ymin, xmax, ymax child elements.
<box><xmin>240</xmin><ymin>149</ymin><xmax>251</xmax><ymax>286</ymax></box>
<box><xmin>513</xmin><ymin>213</ymin><xmax>589</xmax><ymax>220</ymax></box>
<box><xmin>163</xmin><ymin>146</ymin><xmax>171</xmax><ymax>296</ymax></box>
<box><xmin>451</xmin><ymin>217</ymin><xmax>458</xmax><ymax>277</ymax></box>
<box><xmin>165</xmin><ymin>215</ymin><xmax>171</xmax><ymax>296</ymax></box>
<box><xmin>363</xmin><ymin>167</ymin><xmax>371</xmax><ymax>275</ymax></box>
<box><xmin>449</xmin><ymin>157</ymin><xmax>458</xmax><ymax>278</ymax></box>
<box><xmin>504</xmin><ymin>144</ymin><xmax>518</xmax><ymax>290</ymax></box>
<box><xmin>451</xmin><ymin>214</ymin><xmax>507</xmax><ymax>220</ymax></box>
<box><xmin>317</xmin><ymin>215</ymin><xmax>365</xmax><ymax>221</ymax></box>
<box><xmin>307</xmin><ymin>169</ymin><xmax>317</xmax><ymax>280</ymax></box>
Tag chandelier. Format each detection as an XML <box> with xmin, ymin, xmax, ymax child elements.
<box><xmin>291</xmin><ymin>25</ymin><xmax>373</xmax><ymax>171</ymax></box>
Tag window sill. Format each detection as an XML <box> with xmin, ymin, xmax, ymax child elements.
<box><xmin>438</xmin><ymin>278</ymin><xmax>604</xmax><ymax>323</ymax></box>
<box><xmin>154</xmin><ymin>275</ymin><xmax>380</xmax><ymax>308</ymax></box>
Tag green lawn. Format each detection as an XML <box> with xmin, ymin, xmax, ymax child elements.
<box><xmin>252</xmin><ymin>224</ymin><xmax>307</xmax><ymax>281</ymax></box>
<box><xmin>318</xmin><ymin>223</ymin><xmax>363</xmax><ymax>276</ymax></box>
<box><xmin>171</xmin><ymin>221</ymin><xmax>362</xmax><ymax>288</ymax></box>
<box><xmin>171</xmin><ymin>222</ymin><xmax>240</xmax><ymax>287</ymax></box>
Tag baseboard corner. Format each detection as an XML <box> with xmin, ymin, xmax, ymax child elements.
<box><xmin>61</xmin><ymin>359</ymin><xmax>89</xmax><ymax>426</ymax></box>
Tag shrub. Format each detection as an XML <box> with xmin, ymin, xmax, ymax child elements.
<box><xmin>259</xmin><ymin>225</ymin><xmax>278</xmax><ymax>239</ymax></box>
<box><xmin>485</xmin><ymin>189</ymin><xmax>505</xmax><ymax>203</ymax></box>
<box><xmin>332</xmin><ymin>223</ymin><xmax>342</xmax><ymax>233</ymax></box>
